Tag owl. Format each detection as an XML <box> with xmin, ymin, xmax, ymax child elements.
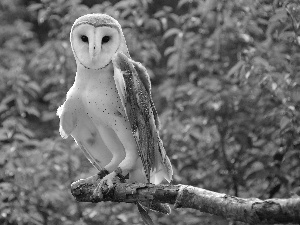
<box><xmin>57</xmin><ymin>13</ymin><xmax>172</xmax><ymax>215</ymax></box>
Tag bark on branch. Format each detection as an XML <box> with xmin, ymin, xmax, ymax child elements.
<box><xmin>71</xmin><ymin>174</ymin><xmax>300</xmax><ymax>224</ymax></box>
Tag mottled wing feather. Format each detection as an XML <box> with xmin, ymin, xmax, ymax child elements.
<box><xmin>130</xmin><ymin>61</ymin><xmax>151</xmax><ymax>94</ymax></box>
<box><xmin>113</xmin><ymin>52</ymin><xmax>172</xmax><ymax>183</ymax></box>
<box><xmin>113</xmin><ymin>55</ymin><xmax>150</xmax><ymax>177</ymax></box>
<box><xmin>131</xmin><ymin>61</ymin><xmax>172</xmax><ymax>182</ymax></box>
<box><xmin>131</xmin><ymin>61</ymin><xmax>160</xmax><ymax>130</ymax></box>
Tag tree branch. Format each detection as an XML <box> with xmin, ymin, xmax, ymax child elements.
<box><xmin>71</xmin><ymin>174</ymin><xmax>300</xmax><ymax>224</ymax></box>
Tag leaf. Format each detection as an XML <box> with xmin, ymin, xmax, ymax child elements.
<box><xmin>200</xmin><ymin>0</ymin><xmax>218</xmax><ymax>18</ymax></box>
<box><xmin>25</xmin><ymin>106</ymin><xmax>40</xmax><ymax>117</ymax></box>
<box><xmin>27</xmin><ymin>81</ymin><xmax>41</xmax><ymax>93</ymax></box>
<box><xmin>0</xmin><ymin>130</ymin><xmax>8</xmax><ymax>141</ymax></box>
<box><xmin>43</xmin><ymin>92</ymin><xmax>61</xmax><ymax>101</ymax></box>
<box><xmin>0</xmin><ymin>103</ymin><xmax>8</xmax><ymax>114</ymax></box>
<box><xmin>154</xmin><ymin>10</ymin><xmax>166</xmax><ymax>18</ymax></box>
<box><xmin>114</xmin><ymin>0</ymin><xmax>133</xmax><ymax>10</ymax></box>
<box><xmin>245</xmin><ymin>165</ymin><xmax>268</xmax><ymax>180</ymax></box>
<box><xmin>285</xmin><ymin>150</ymin><xmax>300</xmax><ymax>160</ymax></box>
<box><xmin>16</xmin><ymin>98</ymin><xmax>25</xmax><ymax>114</ymax></box>
<box><xmin>169</xmin><ymin>13</ymin><xmax>179</xmax><ymax>24</ymax></box>
<box><xmin>27</xmin><ymin>3</ymin><xmax>42</xmax><ymax>12</ymax></box>
<box><xmin>1</xmin><ymin>94</ymin><xmax>15</xmax><ymax>105</ymax></box>
<box><xmin>137</xmin><ymin>202</ymin><xmax>154</xmax><ymax>225</ymax></box>
<box><xmin>18</xmin><ymin>124</ymin><xmax>35</xmax><ymax>138</ymax></box>
<box><xmin>145</xmin><ymin>19</ymin><xmax>161</xmax><ymax>32</ymax></box>
<box><xmin>14</xmin><ymin>133</ymin><xmax>30</xmax><ymax>142</ymax></box>
<box><xmin>177</xmin><ymin>0</ymin><xmax>190</xmax><ymax>9</ymax></box>
<box><xmin>164</xmin><ymin>46</ymin><xmax>177</xmax><ymax>56</ymax></box>
<box><xmin>167</xmin><ymin>53</ymin><xmax>179</xmax><ymax>72</ymax></box>
<box><xmin>253</xmin><ymin>56</ymin><xmax>271</xmax><ymax>70</ymax></box>
<box><xmin>247</xmin><ymin>21</ymin><xmax>264</xmax><ymax>36</ymax></box>
<box><xmin>163</xmin><ymin>28</ymin><xmax>181</xmax><ymax>40</ymax></box>
<box><xmin>41</xmin><ymin>111</ymin><xmax>56</xmax><ymax>121</ymax></box>
<box><xmin>291</xmin><ymin>87</ymin><xmax>300</xmax><ymax>102</ymax></box>
<box><xmin>269</xmin><ymin>8</ymin><xmax>287</xmax><ymax>22</ymax></box>
<box><xmin>278</xmin><ymin>31</ymin><xmax>295</xmax><ymax>41</ymax></box>
<box><xmin>226</xmin><ymin>61</ymin><xmax>245</xmax><ymax>78</ymax></box>
<box><xmin>38</xmin><ymin>9</ymin><xmax>47</xmax><ymax>23</ymax></box>
<box><xmin>280</xmin><ymin>116</ymin><xmax>290</xmax><ymax>130</ymax></box>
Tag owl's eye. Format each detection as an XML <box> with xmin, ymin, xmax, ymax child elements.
<box><xmin>102</xmin><ymin>36</ymin><xmax>110</xmax><ymax>44</ymax></box>
<box><xmin>81</xmin><ymin>35</ymin><xmax>89</xmax><ymax>43</ymax></box>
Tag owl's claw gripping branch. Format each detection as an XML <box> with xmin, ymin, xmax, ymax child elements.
<box><xmin>93</xmin><ymin>172</ymin><xmax>116</xmax><ymax>197</ymax></box>
<box><xmin>92</xmin><ymin>168</ymin><xmax>110</xmax><ymax>197</ymax></box>
<box><xmin>115</xmin><ymin>166</ymin><xmax>129</xmax><ymax>183</ymax></box>
<box><xmin>93</xmin><ymin>168</ymin><xmax>129</xmax><ymax>197</ymax></box>
<box><xmin>97</xmin><ymin>168</ymin><xmax>109</xmax><ymax>179</ymax></box>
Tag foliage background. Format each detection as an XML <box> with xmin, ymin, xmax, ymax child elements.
<box><xmin>1</xmin><ymin>0</ymin><xmax>300</xmax><ymax>224</ymax></box>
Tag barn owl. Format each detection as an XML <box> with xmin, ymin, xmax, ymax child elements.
<box><xmin>57</xmin><ymin>14</ymin><xmax>172</xmax><ymax>214</ymax></box>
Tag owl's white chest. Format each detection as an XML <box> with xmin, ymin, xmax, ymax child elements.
<box><xmin>72</xmin><ymin>67</ymin><xmax>126</xmax><ymax>128</ymax></box>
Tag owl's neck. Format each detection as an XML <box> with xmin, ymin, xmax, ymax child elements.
<box><xmin>77</xmin><ymin>61</ymin><xmax>113</xmax><ymax>73</ymax></box>
<box><xmin>75</xmin><ymin>62</ymin><xmax>114</xmax><ymax>87</ymax></box>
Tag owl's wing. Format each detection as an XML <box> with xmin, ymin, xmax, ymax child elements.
<box><xmin>112</xmin><ymin>52</ymin><xmax>172</xmax><ymax>183</ymax></box>
<box><xmin>57</xmin><ymin>100</ymin><xmax>77</xmax><ymax>139</ymax></box>
<box><xmin>130</xmin><ymin>61</ymin><xmax>160</xmax><ymax>130</ymax></box>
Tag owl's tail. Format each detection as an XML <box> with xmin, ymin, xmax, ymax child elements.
<box><xmin>151</xmin><ymin>141</ymin><xmax>173</xmax><ymax>185</ymax></box>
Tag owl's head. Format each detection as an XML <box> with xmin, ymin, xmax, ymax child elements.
<box><xmin>70</xmin><ymin>14</ymin><xmax>129</xmax><ymax>70</ymax></box>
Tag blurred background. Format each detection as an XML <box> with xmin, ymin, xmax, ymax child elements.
<box><xmin>0</xmin><ymin>0</ymin><xmax>300</xmax><ymax>224</ymax></box>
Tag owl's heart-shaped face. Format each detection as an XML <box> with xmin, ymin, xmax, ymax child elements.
<box><xmin>71</xmin><ymin>24</ymin><xmax>120</xmax><ymax>70</ymax></box>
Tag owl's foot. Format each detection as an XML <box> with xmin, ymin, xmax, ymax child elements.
<box><xmin>97</xmin><ymin>168</ymin><xmax>109</xmax><ymax>179</ymax></box>
<box><xmin>93</xmin><ymin>167</ymin><xmax>129</xmax><ymax>197</ymax></box>
<box><xmin>114</xmin><ymin>167</ymin><xmax>129</xmax><ymax>183</ymax></box>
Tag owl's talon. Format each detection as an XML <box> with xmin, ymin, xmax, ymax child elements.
<box><xmin>93</xmin><ymin>171</ymin><xmax>119</xmax><ymax>197</ymax></box>
<box><xmin>101</xmin><ymin>172</ymin><xmax>118</xmax><ymax>189</ymax></box>
<box><xmin>97</xmin><ymin>169</ymin><xmax>109</xmax><ymax>179</ymax></box>
<box><xmin>115</xmin><ymin>167</ymin><xmax>129</xmax><ymax>183</ymax></box>
<box><xmin>93</xmin><ymin>169</ymin><xmax>110</xmax><ymax>197</ymax></box>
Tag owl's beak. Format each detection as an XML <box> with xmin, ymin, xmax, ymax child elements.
<box><xmin>92</xmin><ymin>46</ymin><xmax>97</xmax><ymax>61</ymax></box>
<box><xmin>89</xmin><ymin>43</ymin><xmax>97</xmax><ymax>62</ymax></box>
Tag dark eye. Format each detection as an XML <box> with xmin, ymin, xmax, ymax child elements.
<box><xmin>81</xmin><ymin>35</ymin><xmax>88</xmax><ymax>43</ymax></box>
<box><xmin>102</xmin><ymin>36</ymin><xmax>110</xmax><ymax>44</ymax></box>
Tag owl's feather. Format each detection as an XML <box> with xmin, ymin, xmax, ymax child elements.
<box><xmin>131</xmin><ymin>61</ymin><xmax>160</xmax><ymax>130</ymax></box>
<box><xmin>113</xmin><ymin>52</ymin><xmax>172</xmax><ymax>183</ymax></box>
